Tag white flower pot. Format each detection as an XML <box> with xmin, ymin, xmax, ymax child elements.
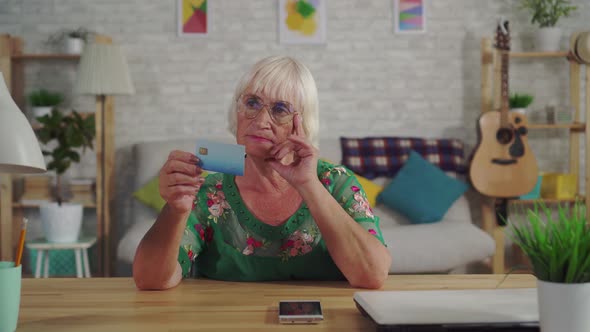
<box><xmin>534</xmin><ymin>27</ymin><xmax>562</xmax><ymax>52</ymax></box>
<box><xmin>40</xmin><ymin>202</ymin><xmax>83</xmax><ymax>243</ymax></box>
<box><xmin>64</xmin><ymin>37</ymin><xmax>84</xmax><ymax>54</ymax></box>
<box><xmin>510</xmin><ymin>107</ymin><xmax>528</xmax><ymax>115</ymax></box>
<box><xmin>32</xmin><ymin>106</ymin><xmax>52</xmax><ymax>119</ymax></box>
<box><xmin>537</xmin><ymin>280</ymin><xmax>590</xmax><ymax>332</ymax></box>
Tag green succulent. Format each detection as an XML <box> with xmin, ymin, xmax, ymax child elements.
<box><xmin>509</xmin><ymin>93</ymin><xmax>534</xmax><ymax>109</ymax></box>
<box><xmin>28</xmin><ymin>89</ymin><xmax>63</xmax><ymax>107</ymax></box>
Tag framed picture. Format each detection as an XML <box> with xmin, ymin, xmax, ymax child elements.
<box><xmin>279</xmin><ymin>0</ymin><xmax>327</xmax><ymax>44</ymax></box>
<box><xmin>178</xmin><ymin>0</ymin><xmax>209</xmax><ymax>36</ymax></box>
<box><xmin>393</xmin><ymin>0</ymin><xmax>426</xmax><ymax>34</ymax></box>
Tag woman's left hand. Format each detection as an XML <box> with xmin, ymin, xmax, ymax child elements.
<box><xmin>268</xmin><ymin>114</ymin><xmax>319</xmax><ymax>188</ymax></box>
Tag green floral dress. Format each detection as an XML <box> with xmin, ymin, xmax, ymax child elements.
<box><xmin>177</xmin><ymin>160</ymin><xmax>386</xmax><ymax>281</ymax></box>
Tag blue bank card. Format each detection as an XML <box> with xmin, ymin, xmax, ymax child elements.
<box><xmin>195</xmin><ymin>139</ymin><xmax>246</xmax><ymax>176</ymax></box>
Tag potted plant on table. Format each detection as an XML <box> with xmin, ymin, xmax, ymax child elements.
<box><xmin>519</xmin><ymin>0</ymin><xmax>577</xmax><ymax>52</ymax></box>
<box><xmin>509</xmin><ymin>92</ymin><xmax>534</xmax><ymax>115</ymax></box>
<box><xmin>35</xmin><ymin>109</ymin><xmax>95</xmax><ymax>243</ymax></box>
<box><xmin>508</xmin><ymin>202</ymin><xmax>590</xmax><ymax>332</ymax></box>
<box><xmin>28</xmin><ymin>89</ymin><xmax>63</xmax><ymax>121</ymax></box>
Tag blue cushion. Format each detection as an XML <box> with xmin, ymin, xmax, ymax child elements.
<box><xmin>377</xmin><ymin>151</ymin><xmax>469</xmax><ymax>224</ymax></box>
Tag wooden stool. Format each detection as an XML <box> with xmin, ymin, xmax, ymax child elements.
<box><xmin>26</xmin><ymin>237</ymin><xmax>97</xmax><ymax>278</ymax></box>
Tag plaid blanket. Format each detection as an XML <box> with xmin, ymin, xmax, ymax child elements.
<box><xmin>340</xmin><ymin>136</ymin><xmax>467</xmax><ymax>179</ymax></box>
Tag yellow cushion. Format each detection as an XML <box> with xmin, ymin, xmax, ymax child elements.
<box><xmin>133</xmin><ymin>172</ymin><xmax>208</xmax><ymax>212</ymax></box>
<box><xmin>354</xmin><ymin>174</ymin><xmax>383</xmax><ymax>207</ymax></box>
<box><xmin>133</xmin><ymin>176</ymin><xmax>166</xmax><ymax>212</ymax></box>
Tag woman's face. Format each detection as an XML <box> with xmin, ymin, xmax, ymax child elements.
<box><xmin>235</xmin><ymin>91</ymin><xmax>299</xmax><ymax>159</ymax></box>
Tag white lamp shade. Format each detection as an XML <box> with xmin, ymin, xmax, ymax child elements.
<box><xmin>0</xmin><ymin>72</ymin><xmax>46</xmax><ymax>173</ymax></box>
<box><xmin>76</xmin><ymin>43</ymin><xmax>135</xmax><ymax>95</ymax></box>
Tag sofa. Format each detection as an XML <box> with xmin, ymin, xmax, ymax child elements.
<box><xmin>116</xmin><ymin>134</ymin><xmax>495</xmax><ymax>275</ymax></box>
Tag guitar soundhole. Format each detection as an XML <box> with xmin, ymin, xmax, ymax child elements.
<box><xmin>496</xmin><ymin>128</ymin><xmax>513</xmax><ymax>145</ymax></box>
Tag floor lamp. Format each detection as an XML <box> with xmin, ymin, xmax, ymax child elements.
<box><xmin>76</xmin><ymin>39</ymin><xmax>134</xmax><ymax>276</ymax></box>
<box><xmin>0</xmin><ymin>72</ymin><xmax>46</xmax><ymax>260</ymax></box>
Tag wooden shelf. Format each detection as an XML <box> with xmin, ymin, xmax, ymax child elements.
<box><xmin>509</xmin><ymin>51</ymin><xmax>569</xmax><ymax>58</ymax></box>
<box><xmin>0</xmin><ymin>34</ymin><xmax>114</xmax><ymax>276</ymax></box>
<box><xmin>11</xmin><ymin>54</ymin><xmax>80</xmax><ymax>60</ymax></box>
<box><xmin>528</xmin><ymin>122</ymin><xmax>585</xmax><ymax>131</ymax></box>
<box><xmin>13</xmin><ymin>201</ymin><xmax>97</xmax><ymax>208</ymax></box>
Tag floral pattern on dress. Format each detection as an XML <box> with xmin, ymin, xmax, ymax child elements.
<box><xmin>206</xmin><ymin>180</ymin><xmax>231</xmax><ymax>223</ymax></box>
<box><xmin>279</xmin><ymin>229</ymin><xmax>317</xmax><ymax>262</ymax></box>
<box><xmin>320</xmin><ymin>166</ymin><xmax>350</xmax><ymax>188</ymax></box>
<box><xmin>194</xmin><ymin>223</ymin><xmax>214</xmax><ymax>243</ymax></box>
<box><xmin>183</xmin><ymin>244</ymin><xmax>196</xmax><ymax>262</ymax></box>
<box><xmin>242</xmin><ymin>235</ymin><xmax>270</xmax><ymax>255</ymax></box>
<box><xmin>347</xmin><ymin>185</ymin><xmax>375</xmax><ymax>219</ymax></box>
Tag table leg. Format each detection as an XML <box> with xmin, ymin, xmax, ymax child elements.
<box><xmin>75</xmin><ymin>249</ymin><xmax>83</xmax><ymax>278</ymax></box>
<box><xmin>83</xmin><ymin>249</ymin><xmax>91</xmax><ymax>278</ymax></box>
<box><xmin>44</xmin><ymin>250</ymin><xmax>50</xmax><ymax>278</ymax></box>
<box><xmin>35</xmin><ymin>250</ymin><xmax>43</xmax><ymax>279</ymax></box>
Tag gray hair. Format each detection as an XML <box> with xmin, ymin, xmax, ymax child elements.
<box><xmin>227</xmin><ymin>55</ymin><xmax>319</xmax><ymax>147</ymax></box>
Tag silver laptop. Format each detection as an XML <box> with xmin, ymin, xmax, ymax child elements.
<box><xmin>354</xmin><ymin>288</ymin><xmax>539</xmax><ymax>331</ymax></box>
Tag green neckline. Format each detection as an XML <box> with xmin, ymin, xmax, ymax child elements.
<box><xmin>222</xmin><ymin>173</ymin><xmax>310</xmax><ymax>241</ymax></box>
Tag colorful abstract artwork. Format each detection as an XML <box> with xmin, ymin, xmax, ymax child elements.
<box><xmin>178</xmin><ymin>0</ymin><xmax>208</xmax><ymax>36</ymax></box>
<box><xmin>394</xmin><ymin>0</ymin><xmax>426</xmax><ymax>33</ymax></box>
<box><xmin>279</xmin><ymin>0</ymin><xmax>326</xmax><ymax>44</ymax></box>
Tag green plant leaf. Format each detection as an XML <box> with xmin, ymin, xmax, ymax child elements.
<box><xmin>520</xmin><ymin>0</ymin><xmax>577</xmax><ymax>28</ymax></box>
<box><xmin>33</xmin><ymin>109</ymin><xmax>96</xmax><ymax>197</ymax></box>
<box><xmin>509</xmin><ymin>201</ymin><xmax>590</xmax><ymax>283</ymax></box>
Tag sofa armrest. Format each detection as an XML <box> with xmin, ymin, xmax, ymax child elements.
<box><xmin>117</xmin><ymin>216</ymin><xmax>156</xmax><ymax>264</ymax></box>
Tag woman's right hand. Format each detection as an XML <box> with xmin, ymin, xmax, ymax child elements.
<box><xmin>159</xmin><ymin>150</ymin><xmax>204</xmax><ymax>215</ymax></box>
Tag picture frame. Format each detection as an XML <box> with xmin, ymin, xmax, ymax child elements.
<box><xmin>178</xmin><ymin>0</ymin><xmax>209</xmax><ymax>37</ymax></box>
<box><xmin>393</xmin><ymin>0</ymin><xmax>426</xmax><ymax>34</ymax></box>
<box><xmin>279</xmin><ymin>0</ymin><xmax>327</xmax><ymax>45</ymax></box>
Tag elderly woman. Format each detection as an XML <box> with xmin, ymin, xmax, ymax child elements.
<box><xmin>133</xmin><ymin>56</ymin><xmax>391</xmax><ymax>290</ymax></box>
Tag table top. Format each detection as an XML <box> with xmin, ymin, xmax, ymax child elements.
<box><xmin>25</xmin><ymin>237</ymin><xmax>97</xmax><ymax>249</ymax></box>
<box><xmin>18</xmin><ymin>274</ymin><xmax>537</xmax><ymax>331</ymax></box>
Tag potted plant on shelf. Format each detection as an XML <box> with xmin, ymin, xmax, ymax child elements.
<box><xmin>519</xmin><ymin>0</ymin><xmax>577</xmax><ymax>52</ymax></box>
<box><xmin>35</xmin><ymin>109</ymin><xmax>95</xmax><ymax>243</ymax></box>
<box><xmin>28</xmin><ymin>89</ymin><xmax>63</xmax><ymax>121</ymax></box>
<box><xmin>509</xmin><ymin>92</ymin><xmax>534</xmax><ymax>115</ymax></box>
<box><xmin>508</xmin><ymin>202</ymin><xmax>590</xmax><ymax>332</ymax></box>
<box><xmin>46</xmin><ymin>27</ymin><xmax>93</xmax><ymax>54</ymax></box>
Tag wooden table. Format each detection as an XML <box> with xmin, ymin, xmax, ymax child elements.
<box><xmin>18</xmin><ymin>274</ymin><xmax>536</xmax><ymax>331</ymax></box>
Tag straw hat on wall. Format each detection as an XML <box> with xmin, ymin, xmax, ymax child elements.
<box><xmin>569</xmin><ymin>31</ymin><xmax>590</xmax><ymax>64</ymax></box>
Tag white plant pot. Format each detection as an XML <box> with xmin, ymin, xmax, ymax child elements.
<box><xmin>534</xmin><ymin>27</ymin><xmax>562</xmax><ymax>52</ymax></box>
<box><xmin>64</xmin><ymin>37</ymin><xmax>84</xmax><ymax>55</ymax></box>
<box><xmin>40</xmin><ymin>202</ymin><xmax>83</xmax><ymax>243</ymax></box>
<box><xmin>32</xmin><ymin>106</ymin><xmax>52</xmax><ymax>119</ymax></box>
<box><xmin>537</xmin><ymin>280</ymin><xmax>590</xmax><ymax>332</ymax></box>
<box><xmin>510</xmin><ymin>107</ymin><xmax>528</xmax><ymax>115</ymax></box>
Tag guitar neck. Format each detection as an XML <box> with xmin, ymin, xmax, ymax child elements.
<box><xmin>500</xmin><ymin>51</ymin><xmax>510</xmax><ymax>126</ymax></box>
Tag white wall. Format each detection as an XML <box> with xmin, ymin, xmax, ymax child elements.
<box><xmin>2</xmin><ymin>0</ymin><xmax>588</xmax><ymax>253</ymax></box>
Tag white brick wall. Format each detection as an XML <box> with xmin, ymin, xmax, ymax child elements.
<box><xmin>2</xmin><ymin>0</ymin><xmax>588</xmax><ymax>251</ymax></box>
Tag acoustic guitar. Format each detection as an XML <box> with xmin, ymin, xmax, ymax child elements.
<box><xmin>470</xmin><ymin>20</ymin><xmax>538</xmax><ymax>198</ymax></box>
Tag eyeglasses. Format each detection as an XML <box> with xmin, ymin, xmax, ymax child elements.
<box><xmin>237</xmin><ymin>94</ymin><xmax>298</xmax><ymax>125</ymax></box>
